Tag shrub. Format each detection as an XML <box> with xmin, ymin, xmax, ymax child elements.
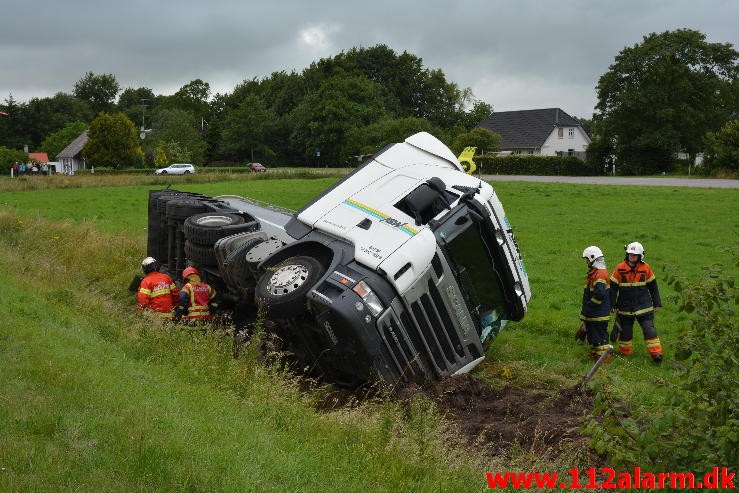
<box><xmin>636</xmin><ymin>256</ymin><xmax>738</xmax><ymax>471</ymax></box>
<box><xmin>475</xmin><ymin>155</ymin><xmax>596</xmax><ymax>175</ymax></box>
<box><xmin>585</xmin><ymin>254</ymin><xmax>738</xmax><ymax>472</ymax></box>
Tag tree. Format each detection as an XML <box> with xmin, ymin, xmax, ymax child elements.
<box><xmin>450</xmin><ymin>127</ymin><xmax>501</xmax><ymax>156</ymax></box>
<box><xmin>343</xmin><ymin>117</ymin><xmax>439</xmax><ymax>161</ymax></box>
<box><xmin>16</xmin><ymin>93</ymin><xmax>93</xmax><ymax>149</ymax></box>
<box><xmin>220</xmin><ymin>95</ymin><xmax>278</xmax><ymax>162</ymax></box>
<box><xmin>289</xmin><ymin>75</ymin><xmax>389</xmax><ymax>164</ymax></box>
<box><xmin>152</xmin><ymin>140</ymin><xmax>191</xmax><ymax>167</ymax></box>
<box><xmin>0</xmin><ymin>94</ymin><xmax>22</xmax><ymax>149</ymax></box>
<box><xmin>41</xmin><ymin>121</ymin><xmax>88</xmax><ymax>161</ymax></box>
<box><xmin>458</xmin><ymin>100</ymin><xmax>493</xmax><ymax>131</ymax></box>
<box><xmin>118</xmin><ymin>87</ymin><xmax>156</xmax><ymax>129</ymax></box>
<box><xmin>573</xmin><ymin>116</ymin><xmax>594</xmax><ymax>138</ymax></box>
<box><xmin>594</xmin><ymin>29</ymin><xmax>738</xmax><ymax>174</ymax></box>
<box><xmin>702</xmin><ymin>119</ymin><xmax>739</xmax><ymax>174</ymax></box>
<box><xmin>158</xmin><ymin>79</ymin><xmax>211</xmax><ymax>120</ymax></box>
<box><xmin>145</xmin><ymin>108</ymin><xmax>207</xmax><ymax>166</ymax></box>
<box><xmin>83</xmin><ymin>112</ymin><xmax>143</xmax><ymax>168</ymax></box>
<box><xmin>74</xmin><ymin>72</ymin><xmax>121</xmax><ymax>115</ymax></box>
<box><xmin>0</xmin><ymin>93</ymin><xmax>92</xmax><ymax>151</ymax></box>
<box><xmin>0</xmin><ymin>146</ymin><xmax>29</xmax><ymax>174</ymax></box>
<box><xmin>304</xmin><ymin>45</ymin><xmax>472</xmax><ymax>127</ymax></box>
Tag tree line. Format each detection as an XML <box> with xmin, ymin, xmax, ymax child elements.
<box><xmin>1</xmin><ymin>32</ymin><xmax>737</xmax><ymax>174</ymax></box>
<box><xmin>0</xmin><ymin>45</ymin><xmax>497</xmax><ymax>170</ymax></box>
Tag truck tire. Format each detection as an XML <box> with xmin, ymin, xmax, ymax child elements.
<box><xmin>184</xmin><ymin>240</ymin><xmax>217</xmax><ymax>266</ymax></box>
<box><xmin>184</xmin><ymin>212</ymin><xmax>259</xmax><ymax>246</ymax></box>
<box><xmin>166</xmin><ymin>198</ymin><xmax>211</xmax><ymax>222</ymax></box>
<box><xmin>256</xmin><ymin>256</ymin><xmax>325</xmax><ymax>318</ymax></box>
<box><xmin>224</xmin><ymin>237</ymin><xmax>266</xmax><ymax>286</ymax></box>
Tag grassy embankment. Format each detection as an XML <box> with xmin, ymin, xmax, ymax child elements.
<box><xmin>0</xmin><ymin>174</ymin><xmax>737</xmax><ymax>490</ymax></box>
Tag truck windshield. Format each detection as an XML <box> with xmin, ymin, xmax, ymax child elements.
<box><xmin>436</xmin><ymin>212</ymin><xmax>508</xmax><ymax>339</ymax></box>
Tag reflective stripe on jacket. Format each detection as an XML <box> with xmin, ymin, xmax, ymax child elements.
<box><xmin>610</xmin><ymin>260</ymin><xmax>661</xmax><ymax>315</ymax></box>
<box><xmin>180</xmin><ymin>282</ymin><xmax>216</xmax><ymax>320</ymax></box>
<box><xmin>137</xmin><ymin>271</ymin><xmax>179</xmax><ymax>318</ymax></box>
<box><xmin>581</xmin><ymin>268</ymin><xmax>611</xmax><ymax>322</ymax></box>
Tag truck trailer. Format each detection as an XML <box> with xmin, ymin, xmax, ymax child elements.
<box><xmin>146</xmin><ymin>132</ymin><xmax>531</xmax><ymax>386</ymax></box>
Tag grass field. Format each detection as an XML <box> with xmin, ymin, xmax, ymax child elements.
<box><xmin>0</xmin><ymin>174</ymin><xmax>736</xmax><ymax>490</ymax></box>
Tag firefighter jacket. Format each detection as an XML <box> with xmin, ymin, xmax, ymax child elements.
<box><xmin>610</xmin><ymin>260</ymin><xmax>662</xmax><ymax>316</ymax></box>
<box><xmin>580</xmin><ymin>268</ymin><xmax>611</xmax><ymax>322</ymax></box>
<box><xmin>179</xmin><ymin>281</ymin><xmax>216</xmax><ymax>321</ymax></box>
<box><xmin>137</xmin><ymin>271</ymin><xmax>179</xmax><ymax>319</ymax></box>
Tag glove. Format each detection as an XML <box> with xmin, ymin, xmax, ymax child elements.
<box><xmin>174</xmin><ymin>305</ymin><xmax>187</xmax><ymax>320</ymax></box>
<box><xmin>575</xmin><ymin>323</ymin><xmax>587</xmax><ymax>343</ymax></box>
<box><xmin>610</xmin><ymin>320</ymin><xmax>621</xmax><ymax>343</ymax></box>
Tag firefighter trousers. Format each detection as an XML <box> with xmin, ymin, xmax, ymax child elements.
<box><xmin>586</xmin><ymin>320</ymin><xmax>610</xmax><ymax>361</ymax></box>
<box><xmin>615</xmin><ymin>312</ymin><xmax>662</xmax><ymax>356</ymax></box>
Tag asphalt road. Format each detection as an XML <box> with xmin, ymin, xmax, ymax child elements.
<box><xmin>480</xmin><ymin>175</ymin><xmax>738</xmax><ymax>188</ymax></box>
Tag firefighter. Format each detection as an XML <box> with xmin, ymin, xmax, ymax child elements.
<box><xmin>137</xmin><ymin>257</ymin><xmax>179</xmax><ymax>320</ymax></box>
<box><xmin>579</xmin><ymin>246</ymin><xmax>612</xmax><ymax>361</ymax></box>
<box><xmin>610</xmin><ymin>242</ymin><xmax>663</xmax><ymax>363</ymax></box>
<box><xmin>176</xmin><ymin>266</ymin><xmax>217</xmax><ymax>322</ymax></box>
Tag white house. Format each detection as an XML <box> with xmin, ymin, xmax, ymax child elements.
<box><xmin>56</xmin><ymin>130</ymin><xmax>89</xmax><ymax>174</ymax></box>
<box><xmin>477</xmin><ymin>108</ymin><xmax>591</xmax><ymax>159</ymax></box>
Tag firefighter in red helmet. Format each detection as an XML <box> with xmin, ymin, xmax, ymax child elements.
<box><xmin>610</xmin><ymin>242</ymin><xmax>663</xmax><ymax>364</ymax></box>
<box><xmin>176</xmin><ymin>266</ymin><xmax>217</xmax><ymax>322</ymax></box>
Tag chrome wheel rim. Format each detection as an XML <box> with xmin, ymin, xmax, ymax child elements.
<box><xmin>267</xmin><ymin>264</ymin><xmax>310</xmax><ymax>296</ymax></box>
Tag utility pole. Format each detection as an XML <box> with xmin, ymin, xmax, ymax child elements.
<box><xmin>140</xmin><ymin>99</ymin><xmax>149</xmax><ymax>140</ymax></box>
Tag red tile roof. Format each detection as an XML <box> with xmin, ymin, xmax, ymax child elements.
<box><xmin>28</xmin><ymin>152</ymin><xmax>49</xmax><ymax>162</ymax></box>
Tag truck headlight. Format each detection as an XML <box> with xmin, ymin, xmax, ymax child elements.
<box><xmin>352</xmin><ymin>280</ymin><xmax>384</xmax><ymax>317</ymax></box>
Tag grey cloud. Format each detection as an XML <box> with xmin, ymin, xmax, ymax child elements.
<box><xmin>1</xmin><ymin>0</ymin><xmax>736</xmax><ymax>117</ymax></box>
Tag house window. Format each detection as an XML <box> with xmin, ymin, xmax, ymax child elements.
<box><xmin>557</xmin><ymin>128</ymin><xmax>563</xmax><ymax>139</ymax></box>
<box><xmin>568</xmin><ymin>128</ymin><xmax>574</xmax><ymax>138</ymax></box>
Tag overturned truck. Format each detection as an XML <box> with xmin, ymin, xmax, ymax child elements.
<box><xmin>147</xmin><ymin>132</ymin><xmax>531</xmax><ymax>386</ymax></box>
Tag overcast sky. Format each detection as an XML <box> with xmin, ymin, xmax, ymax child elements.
<box><xmin>2</xmin><ymin>0</ymin><xmax>737</xmax><ymax>119</ymax></box>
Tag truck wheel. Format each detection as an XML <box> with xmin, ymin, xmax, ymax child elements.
<box><xmin>166</xmin><ymin>198</ymin><xmax>211</xmax><ymax>222</ymax></box>
<box><xmin>184</xmin><ymin>212</ymin><xmax>246</xmax><ymax>244</ymax></box>
<box><xmin>224</xmin><ymin>237</ymin><xmax>265</xmax><ymax>286</ymax></box>
<box><xmin>256</xmin><ymin>256</ymin><xmax>324</xmax><ymax>318</ymax></box>
<box><xmin>184</xmin><ymin>240</ymin><xmax>217</xmax><ymax>266</ymax></box>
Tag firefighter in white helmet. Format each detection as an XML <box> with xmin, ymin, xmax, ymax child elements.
<box><xmin>137</xmin><ymin>257</ymin><xmax>179</xmax><ymax>320</ymax></box>
<box><xmin>578</xmin><ymin>246</ymin><xmax>612</xmax><ymax>361</ymax></box>
<box><xmin>610</xmin><ymin>242</ymin><xmax>663</xmax><ymax>363</ymax></box>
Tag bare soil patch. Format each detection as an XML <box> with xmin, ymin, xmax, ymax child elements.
<box><xmin>405</xmin><ymin>374</ymin><xmax>595</xmax><ymax>457</ymax></box>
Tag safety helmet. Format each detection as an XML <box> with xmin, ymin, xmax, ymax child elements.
<box><xmin>582</xmin><ymin>246</ymin><xmax>604</xmax><ymax>262</ymax></box>
<box><xmin>625</xmin><ymin>242</ymin><xmax>644</xmax><ymax>257</ymax></box>
<box><xmin>182</xmin><ymin>266</ymin><xmax>200</xmax><ymax>280</ymax></box>
<box><xmin>141</xmin><ymin>256</ymin><xmax>159</xmax><ymax>274</ymax></box>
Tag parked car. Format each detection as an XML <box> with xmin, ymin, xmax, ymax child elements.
<box><xmin>155</xmin><ymin>163</ymin><xmax>196</xmax><ymax>175</ymax></box>
<box><xmin>247</xmin><ymin>163</ymin><xmax>267</xmax><ymax>172</ymax></box>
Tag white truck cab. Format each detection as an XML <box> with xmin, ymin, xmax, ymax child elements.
<box><xmin>147</xmin><ymin>132</ymin><xmax>530</xmax><ymax>386</ymax></box>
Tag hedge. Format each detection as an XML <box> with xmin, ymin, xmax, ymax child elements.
<box><xmin>475</xmin><ymin>155</ymin><xmax>599</xmax><ymax>176</ymax></box>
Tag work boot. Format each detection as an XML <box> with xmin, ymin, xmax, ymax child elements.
<box><xmin>651</xmin><ymin>354</ymin><xmax>663</xmax><ymax>364</ymax></box>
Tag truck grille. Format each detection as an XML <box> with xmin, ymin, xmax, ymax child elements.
<box><xmin>376</xmin><ymin>263</ymin><xmax>480</xmax><ymax>383</ymax></box>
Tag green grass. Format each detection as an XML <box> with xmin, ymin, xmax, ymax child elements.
<box><xmin>0</xmin><ymin>212</ymin><xmax>493</xmax><ymax>491</ymax></box>
<box><xmin>0</xmin><ymin>175</ymin><xmax>737</xmax><ymax>489</ymax></box>
<box><xmin>0</xmin><ymin>177</ymin><xmax>339</xmax><ymax>236</ymax></box>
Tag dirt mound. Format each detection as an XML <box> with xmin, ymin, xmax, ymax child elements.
<box><xmin>396</xmin><ymin>374</ymin><xmax>595</xmax><ymax>458</ymax></box>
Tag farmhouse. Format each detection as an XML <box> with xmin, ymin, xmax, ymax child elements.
<box><xmin>478</xmin><ymin>108</ymin><xmax>590</xmax><ymax>159</ymax></box>
<box><xmin>56</xmin><ymin>130</ymin><xmax>89</xmax><ymax>174</ymax></box>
